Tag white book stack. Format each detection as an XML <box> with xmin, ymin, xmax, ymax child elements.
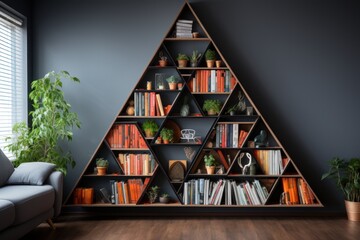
<box><xmin>176</xmin><ymin>19</ymin><xmax>193</xmax><ymax>38</ymax></box>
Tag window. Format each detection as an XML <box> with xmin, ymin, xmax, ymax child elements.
<box><xmin>0</xmin><ymin>4</ymin><xmax>27</xmax><ymax>159</ymax></box>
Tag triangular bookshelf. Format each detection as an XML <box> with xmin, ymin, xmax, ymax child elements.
<box><xmin>65</xmin><ymin>1</ymin><xmax>322</xmax><ymax>208</ymax></box>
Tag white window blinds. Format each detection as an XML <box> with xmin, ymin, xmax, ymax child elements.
<box><xmin>0</xmin><ymin>6</ymin><xmax>27</xmax><ymax>159</ymax></box>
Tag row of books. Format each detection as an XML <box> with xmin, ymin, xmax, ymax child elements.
<box><xmin>106</xmin><ymin>124</ymin><xmax>147</xmax><ymax>149</ymax></box>
<box><xmin>134</xmin><ymin>92</ymin><xmax>165</xmax><ymax>117</ymax></box>
<box><xmin>183</xmin><ymin>179</ymin><xmax>268</xmax><ymax>205</ymax></box>
<box><xmin>281</xmin><ymin>178</ymin><xmax>315</xmax><ymax>205</ymax></box>
<box><xmin>253</xmin><ymin>150</ymin><xmax>288</xmax><ymax>175</ymax></box>
<box><xmin>188</xmin><ymin>70</ymin><xmax>236</xmax><ymax>93</ymax></box>
<box><xmin>117</xmin><ymin>153</ymin><xmax>157</xmax><ymax>175</ymax></box>
<box><xmin>214</xmin><ymin>123</ymin><xmax>248</xmax><ymax>148</ymax></box>
<box><xmin>110</xmin><ymin>178</ymin><xmax>150</xmax><ymax>204</ymax></box>
<box><xmin>175</xmin><ymin>19</ymin><xmax>193</xmax><ymax>38</ymax></box>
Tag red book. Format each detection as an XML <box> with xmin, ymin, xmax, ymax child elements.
<box><xmin>117</xmin><ymin>181</ymin><xmax>124</xmax><ymax>204</ymax></box>
<box><xmin>124</xmin><ymin>124</ymin><xmax>129</xmax><ymax>148</ymax></box>
<box><xmin>230</xmin><ymin>76</ymin><xmax>236</xmax><ymax>90</ymax></box>
<box><xmin>143</xmin><ymin>177</ymin><xmax>150</xmax><ymax>191</ymax></box>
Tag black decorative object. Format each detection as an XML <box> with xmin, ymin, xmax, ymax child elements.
<box><xmin>254</xmin><ymin>130</ymin><xmax>268</xmax><ymax>147</ymax></box>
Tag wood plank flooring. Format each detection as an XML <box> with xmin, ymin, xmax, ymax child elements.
<box><xmin>21</xmin><ymin>215</ymin><xmax>359</xmax><ymax>240</ymax></box>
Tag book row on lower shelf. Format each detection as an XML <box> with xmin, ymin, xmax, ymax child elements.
<box><xmin>182</xmin><ymin>177</ymin><xmax>317</xmax><ymax>206</ymax></box>
<box><xmin>183</xmin><ymin>178</ymin><xmax>269</xmax><ymax>206</ymax></box>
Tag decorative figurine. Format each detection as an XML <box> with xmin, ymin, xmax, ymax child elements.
<box><xmin>254</xmin><ymin>130</ymin><xmax>268</xmax><ymax>148</ymax></box>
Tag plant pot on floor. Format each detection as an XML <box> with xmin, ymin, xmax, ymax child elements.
<box><xmin>345</xmin><ymin>200</ymin><xmax>360</xmax><ymax>221</ymax></box>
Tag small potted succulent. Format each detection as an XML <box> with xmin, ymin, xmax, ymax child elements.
<box><xmin>204</xmin><ymin>154</ymin><xmax>217</xmax><ymax>174</ymax></box>
<box><xmin>205</xmin><ymin>49</ymin><xmax>216</xmax><ymax>68</ymax></box>
<box><xmin>177</xmin><ymin>53</ymin><xmax>189</xmax><ymax>67</ymax></box>
<box><xmin>202</xmin><ymin>99</ymin><xmax>222</xmax><ymax>116</ymax></box>
<box><xmin>159</xmin><ymin>193</ymin><xmax>170</xmax><ymax>204</ymax></box>
<box><xmin>190</xmin><ymin>50</ymin><xmax>202</xmax><ymax>67</ymax></box>
<box><xmin>96</xmin><ymin>158</ymin><xmax>109</xmax><ymax>176</ymax></box>
<box><xmin>160</xmin><ymin>128</ymin><xmax>174</xmax><ymax>144</ymax></box>
<box><xmin>147</xmin><ymin>185</ymin><xmax>159</xmax><ymax>204</ymax></box>
<box><xmin>158</xmin><ymin>51</ymin><xmax>168</xmax><ymax>67</ymax></box>
<box><xmin>142</xmin><ymin>120</ymin><xmax>159</xmax><ymax>138</ymax></box>
<box><xmin>166</xmin><ymin>75</ymin><xmax>178</xmax><ymax>90</ymax></box>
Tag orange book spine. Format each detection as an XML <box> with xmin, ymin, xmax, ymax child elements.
<box><xmin>117</xmin><ymin>182</ymin><xmax>124</xmax><ymax>204</ymax></box>
<box><xmin>230</xmin><ymin>76</ymin><xmax>236</xmax><ymax>90</ymax></box>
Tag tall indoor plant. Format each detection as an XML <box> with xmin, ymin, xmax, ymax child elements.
<box><xmin>6</xmin><ymin>71</ymin><xmax>81</xmax><ymax>175</ymax></box>
<box><xmin>322</xmin><ymin>157</ymin><xmax>360</xmax><ymax>221</ymax></box>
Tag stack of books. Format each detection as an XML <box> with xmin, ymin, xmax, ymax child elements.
<box><xmin>176</xmin><ymin>19</ymin><xmax>193</xmax><ymax>38</ymax></box>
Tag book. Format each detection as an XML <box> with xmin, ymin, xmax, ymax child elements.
<box><xmin>155</xmin><ymin>94</ymin><xmax>165</xmax><ymax>116</ymax></box>
<box><xmin>99</xmin><ymin>188</ymin><xmax>111</xmax><ymax>203</ymax></box>
<box><xmin>216</xmin><ymin>150</ymin><xmax>230</xmax><ymax>170</ymax></box>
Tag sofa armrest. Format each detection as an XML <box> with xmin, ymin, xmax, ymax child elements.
<box><xmin>45</xmin><ymin>171</ymin><xmax>63</xmax><ymax>218</ymax></box>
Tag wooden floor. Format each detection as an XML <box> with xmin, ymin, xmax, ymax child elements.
<box><xmin>21</xmin><ymin>215</ymin><xmax>359</xmax><ymax>240</ymax></box>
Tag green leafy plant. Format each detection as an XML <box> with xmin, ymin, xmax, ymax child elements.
<box><xmin>322</xmin><ymin>157</ymin><xmax>360</xmax><ymax>202</ymax></box>
<box><xmin>5</xmin><ymin>71</ymin><xmax>81</xmax><ymax>175</ymax></box>
<box><xmin>142</xmin><ymin>120</ymin><xmax>159</xmax><ymax>135</ymax></box>
<box><xmin>160</xmin><ymin>128</ymin><xmax>174</xmax><ymax>142</ymax></box>
<box><xmin>225</xmin><ymin>103</ymin><xmax>239</xmax><ymax>114</ymax></box>
<box><xmin>190</xmin><ymin>50</ymin><xmax>202</xmax><ymax>63</ymax></box>
<box><xmin>166</xmin><ymin>75</ymin><xmax>178</xmax><ymax>83</ymax></box>
<box><xmin>177</xmin><ymin>53</ymin><xmax>189</xmax><ymax>61</ymax></box>
<box><xmin>204</xmin><ymin>154</ymin><xmax>216</xmax><ymax>166</ymax></box>
<box><xmin>147</xmin><ymin>185</ymin><xmax>159</xmax><ymax>203</ymax></box>
<box><xmin>96</xmin><ymin>158</ymin><xmax>109</xmax><ymax>168</ymax></box>
<box><xmin>161</xmin><ymin>193</ymin><xmax>169</xmax><ymax>198</ymax></box>
<box><xmin>205</xmin><ymin>49</ymin><xmax>216</xmax><ymax>60</ymax></box>
<box><xmin>202</xmin><ymin>99</ymin><xmax>222</xmax><ymax>114</ymax></box>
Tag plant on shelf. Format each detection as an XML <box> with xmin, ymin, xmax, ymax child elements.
<box><xmin>5</xmin><ymin>71</ymin><xmax>81</xmax><ymax>175</ymax></box>
<box><xmin>142</xmin><ymin>120</ymin><xmax>159</xmax><ymax>138</ymax></box>
<box><xmin>177</xmin><ymin>53</ymin><xmax>189</xmax><ymax>67</ymax></box>
<box><xmin>225</xmin><ymin>103</ymin><xmax>239</xmax><ymax>116</ymax></box>
<box><xmin>96</xmin><ymin>158</ymin><xmax>109</xmax><ymax>176</ymax></box>
<box><xmin>204</xmin><ymin>154</ymin><xmax>217</xmax><ymax>174</ymax></box>
<box><xmin>159</xmin><ymin>193</ymin><xmax>170</xmax><ymax>204</ymax></box>
<box><xmin>322</xmin><ymin>157</ymin><xmax>360</xmax><ymax>221</ymax></box>
<box><xmin>147</xmin><ymin>185</ymin><xmax>159</xmax><ymax>204</ymax></box>
<box><xmin>202</xmin><ymin>99</ymin><xmax>222</xmax><ymax>116</ymax></box>
<box><xmin>166</xmin><ymin>75</ymin><xmax>178</xmax><ymax>90</ymax></box>
<box><xmin>205</xmin><ymin>49</ymin><xmax>216</xmax><ymax>68</ymax></box>
<box><xmin>190</xmin><ymin>50</ymin><xmax>202</xmax><ymax>67</ymax></box>
<box><xmin>158</xmin><ymin>51</ymin><xmax>168</xmax><ymax>67</ymax></box>
<box><xmin>160</xmin><ymin>128</ymin><xmax>174</xmax><ymax>144</ymax></box>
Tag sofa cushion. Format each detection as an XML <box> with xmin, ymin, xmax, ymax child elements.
<box><xmin>0</xmin><ymin>199</ymin><xmax>15</xmax><ymax>232</ymax></box>
<box><xmin>7</xmin><ymin>162</ymin><xmax>56</xmax><ymax>185</ymax></box>
<box><xmin>0</xmin><ymin>185</ymin><xmax>55</xmax><ymax>225</ymax></box>
<box><xmin>0</xmin><ymin>148</ymin><xmax>14</xmax><ymax>187</ymax></box>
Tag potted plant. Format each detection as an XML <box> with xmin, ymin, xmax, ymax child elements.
<box><xmin>158</xmin><ymin>51</ymin><xmax>168</xmax><ymax>67</ymax></box>
<box><xmin>96</xmin><ymin>158</ymin><xmax>109</xmax><ymax>176</ymax></box>
<box><xmin>159</xmin><ymin>193</ymin><xmax>170</xmax><ymax>204</ymax></box>
<box><xmin>147</xmin><ymin>185</ymin><xmax>159</xmax><ymax>204</ymax></box>
<box><xmin>160</xmin><ymin>128</ymin><xmax>174</xmax><ymax>144</ymax></box>
<box><xmin>205</xmin><ymin>49</ymin><xmax>216</xmax><ymax>68</ymax></box>
<box><xmin>202</xmin><ymin>99</ymin><xmax>222</xmax><ymax>116</ymax></box>
<box><xmin>142</xmin><ymin>120</ymin><xmax>159</xmax><ymax>138</ymax></box>
<box><xmin>5</xmin><ymin>71</ymin><xmax>81</xmax><ymax>175</ymax></box>
<box><xmin>204</xmin><ymin>154</ymin><xmax>217</xmax><ymax>174</ymax></box>
<box><xmin>177</xmin><ymin>53</ymin><xmax>189</xmax><ymax>67</ymax></box>
<box><xmin>225</xmin><ymin>103</ymin><xmax>239</xmax><ymax>116</ymax></box>
<box><xmin>166</xmin><ymin>75</ymin><xmax>178</xmax><ymax>90</ymax></box>
<box><xmin>322</xmin><ymin>157</ymin><xmax>360</xmax><ymax>221</ymax></box>
<box><xmin>216</xmin><ymin>60</ymin><xmax>222</xmax><ymax>68</ymax></box>
<box><xmin>190</xmin><ymin>50</ymin><xmax>202</xmax><ymax>67</ymax></box>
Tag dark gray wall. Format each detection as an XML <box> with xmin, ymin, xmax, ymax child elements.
<box><xmin>30</xmin><ymin>0</ymin><xmax>360</xmax><ymax>214</ymax></box>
